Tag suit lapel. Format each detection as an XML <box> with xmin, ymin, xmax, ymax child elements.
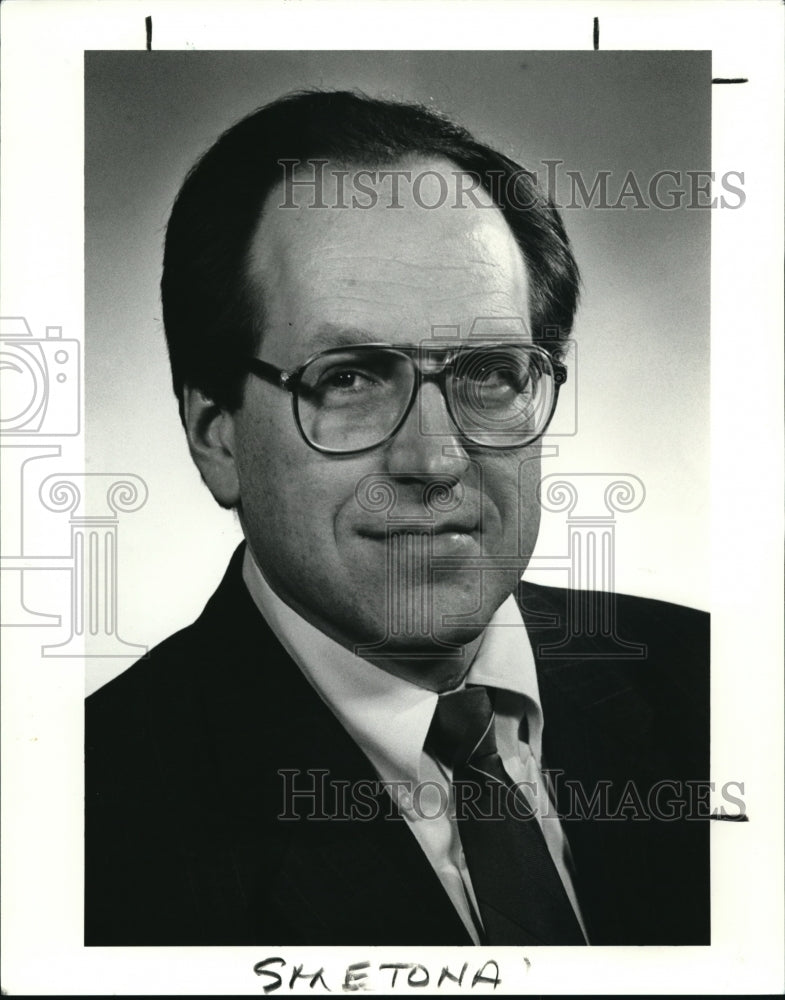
<box><xmin>518</xmin><ymin>579</ymin><xmax>710</xmax><ymax>945</ymax></box>
<box><xmin>188</xmin><ymin>545</ymin><xmax>471</xmax><ymax>944</ymax></box>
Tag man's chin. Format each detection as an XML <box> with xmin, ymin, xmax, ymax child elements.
<box><xmin>351</xmin><ymin>625</ymin><xmax>484</xmax><ymax>692</ymax></box>
<box><xmin>350</xmin><ymin>622</ymin><xmax>484</xmax><ymax>660</ymax></box>
<box><xmin>345</xmin><ymin>573</ymin><xmax>515</xmax><ymax>646</ymax></box>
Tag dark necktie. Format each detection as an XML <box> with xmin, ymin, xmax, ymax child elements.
<box><xmin>426</xmin><ymin>685</ymin><xmax>586</xmax><ymax>945</ymax></box>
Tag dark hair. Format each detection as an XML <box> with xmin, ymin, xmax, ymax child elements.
<box><xmin>162</xmin><ymin>89</ymin><xmax>580</xmax><ymax>418</ymax></box>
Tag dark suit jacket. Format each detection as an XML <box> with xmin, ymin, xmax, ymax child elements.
<box><xmin>85</xmin><ymin>544</ymin><xmax>709</xmax><ymax>946</ymax></box>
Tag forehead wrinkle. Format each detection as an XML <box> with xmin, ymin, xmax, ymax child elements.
<box><xmin>251</xmin><ymin>199</ymin><xmax>523</xmax><ymax>288</ymax></box>
<box><xmin>325</xmin><ymin>258</ymin><xmax>511</xmax><ymax>281</ymax></box>
<box><xmin>311</xmin><ymin>254</ymin><xmax>523</xmax><ymax>298</ymax></box>
<box><xmin>313</xmin><ymin>219</ymin><xmax>521</xmax><ymax>268</ymax></box>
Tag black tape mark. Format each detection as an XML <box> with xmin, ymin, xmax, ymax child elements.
<box><xmin>145</xmin><ymin>15</ymin><xmax>152</xmax><ymax>51</ymax></box>
<box><xmin>712</xmin><ymin>78</ymin><xmax>748</xmax><ymax>84</ymax></box>
<box><xmin>593</xmin><ymin>16</ymin><xmax>599</xmax><ymax>50</ymax></box>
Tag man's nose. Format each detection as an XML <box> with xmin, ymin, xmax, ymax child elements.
<box><xmin>383</xmin><ymin>380</ymin><xmax>471</xmax><ymax>477</ymax></box>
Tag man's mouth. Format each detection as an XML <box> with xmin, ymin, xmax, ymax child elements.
<box><xmin>430</xmin><ymin>519</ymin><xmax>481</xmax><ymax>542</ymax></box>
<box><xmin>357</xmin><ymin>517</ymin><xmax>481</xmax><ymax>548</ymax></box>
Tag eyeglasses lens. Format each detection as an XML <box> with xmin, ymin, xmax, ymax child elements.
<box><xmin>447</xmin><ymin>346</ymin><xmax>554</xmax><ymax>446</ymax></box>
<box><xmin>297</xmin><ymin>349</ymin><xmax>415</xmax><ymax>453</ymax></box>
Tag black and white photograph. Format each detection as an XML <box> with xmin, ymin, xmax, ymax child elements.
<box><xmin>85</xmin><ymin>49</ymin><xmax>716</xmax><ymax>951</ymax></box>
<box><xmin>1</xmin><ymin>2</ymin><xmax>783</xmax><ymax>995</ymax></box>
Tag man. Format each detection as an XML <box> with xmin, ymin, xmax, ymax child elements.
<box><xmin>85</xmin><ymin>90</ymin><xmax>709</xmax><ymax>946</ymax></box>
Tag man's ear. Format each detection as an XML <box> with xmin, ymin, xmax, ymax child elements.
<box><xmin>183</xmin><ymin>387</ymin><xmax>241</xmax><ymax>509</ymax></box>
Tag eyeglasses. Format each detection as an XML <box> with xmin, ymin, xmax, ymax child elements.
<box><xmin>245</xmin><ymin>342</ymin><xmax>567</xmax><ymax>455</ymax></box>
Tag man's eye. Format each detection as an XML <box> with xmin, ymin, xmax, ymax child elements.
<box><xmin>316</xmin><ymin>368</ymin><xmax>379</xmax><ymax>397</ymax></box>
<box><xmin>324</xmin><ymin>369</ymin><xmax>376</xmax><ymax>391</ymax></box>
<box><xmin>474</xmin><ymin>366</ymin><xmax>518</xmax><ymax>388</ymax></box>
<box><xmin>464</xmin><ymin>365</ymin><xmax>530</xmax><ymax>393</ymax></box>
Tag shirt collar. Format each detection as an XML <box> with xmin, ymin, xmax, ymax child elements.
<box><xmin>242</xmin><ymin>545</ymin><xmax>543</xmax><ymax>785</ymax></box>
<box><xmin>466</xmin><ymin>593</ymin><xmax>544</xmax><ymax>762</ymax></box>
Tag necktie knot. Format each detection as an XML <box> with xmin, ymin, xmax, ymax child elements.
<box><xmin>426</xmin><ymin>686</ymin><xmax>498</xmax><ymax>768</ymax></box>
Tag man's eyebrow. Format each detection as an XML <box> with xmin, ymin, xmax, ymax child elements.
<box><xmin>303</xmin><ymin>324</ymin><xmax>384</xmax><ymax>352</ymax></box>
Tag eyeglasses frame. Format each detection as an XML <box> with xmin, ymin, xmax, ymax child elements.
<box><xmin>245</xmin><ymin>341</ymin><xmax>567</xmax><ymax>455</ymax></box>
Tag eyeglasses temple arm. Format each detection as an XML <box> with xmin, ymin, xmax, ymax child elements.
<box><xmin>247</xmin><ymin>358</ymin><xmax>293</xmax><ymax>391</ymax></box>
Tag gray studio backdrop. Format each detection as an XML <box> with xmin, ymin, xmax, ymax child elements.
<box><xmin>85</xmin><ymin>51</ymin><xmax>710</xmax><ymax>692</ymax></box>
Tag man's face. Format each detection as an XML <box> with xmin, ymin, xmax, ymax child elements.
<box><xmin>230</xmin><ymin>157</ymin><xmax>542</xmax><ymax>683</ymax></box>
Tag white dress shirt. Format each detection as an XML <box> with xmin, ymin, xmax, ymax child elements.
<box><xmin>242</xmin><ymin>546</ymin><xmax>587</xmax><ymax>944</ymax></box>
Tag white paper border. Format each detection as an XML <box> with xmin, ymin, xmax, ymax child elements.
<box><xmin>1</xmin><ymin>0</ymin><xmax>783</xmax><ymax>994</ymax></box>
